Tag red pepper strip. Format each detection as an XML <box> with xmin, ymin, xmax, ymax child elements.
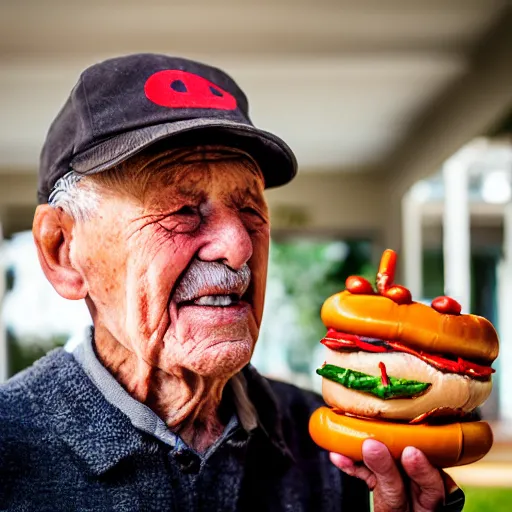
<box><xmin>321</xmin><ymin>329</ymin><xmax>494</xmax><ymax>378</ymax></box>
<box><xmin>354</xmin><ymin>339</ymin><xmax>389</xmax><ymax>353</ymax></box>
<box><xmin>321</xmin><ymin>338</ymin><xmax>357</xmax><ymax>351</ymax></box>
<box><xmin>321</xmin><ymin>335</ymin><xmax>388</xmax><ymax>353</ymax></box>
<box><xmin>456</xmin><ymin>357</ymin><xmax>494</xmax><ymax>376</ymax></box>
<box><xmin>378</xmin><ymin>362</ymin><xmax>390</xmax><ymax>386</ymax></box>
<box><xmin>325</xmin><ymin>329</ymin><xmax>360</xmax><ymax>341</ymax></box>
<box><xmin>387</xmin><ymin>341</ymin><xmax>460</xmax><ymax>372</ymax></box>
<box><xmin>324</xmin><ymin>329</ymin><xmax>389</xmax><ymax>352</ymax></box>
<box><xmin>388</xmin><ymin>341</ymin><xmax>494</xmax><ymax>377</ymax></box>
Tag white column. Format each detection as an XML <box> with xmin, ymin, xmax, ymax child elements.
<box><xmin>402</xmin><ymin>188</ymin><xmax>423</xmax><ymax>299</ymax></box>
<box><xmin>498</xmin><ymin>203</ymin><xmax>512</xmax><ymax>422</ymax></box>
<box><xmin>442</xmin><ymin>158</ymin><xmax>471</xmax><ymax>313</ymax></box>
<box><xmin>0</xmin><ymin>222</ymin><xmax>7</xmax><ymax>382</ymax></box>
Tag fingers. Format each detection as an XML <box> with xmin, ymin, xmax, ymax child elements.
<box><xmin>330</xmin><ymin>442</ymin><xmax>446</xmax><ymax>512</ymax></box>
<box><xmin>329</xmin><ymin>452</ymin><xmax>376</xmax><ymax>489</ymax></box>
<box><xmin>362</xmin><ymin>439</ymin><xmax>409</xmax><ymax>512</ymax></box>
<box><xmin>402</xmin><ymin>447</ymin><xmax>445</xmax><ymax>512</ymax></box>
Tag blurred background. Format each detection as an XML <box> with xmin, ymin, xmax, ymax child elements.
<box><xmin>1</xmin><ymin>0</ymin><xmax>512</xmax><ymax>508</ymax></box>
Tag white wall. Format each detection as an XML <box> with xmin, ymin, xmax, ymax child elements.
<box><xmin>265</xmin><ymin>171</ymin><xmax>386</xmax><ymax>236</ymax></box>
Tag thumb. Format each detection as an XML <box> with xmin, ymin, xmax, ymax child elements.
<box><xmin>363</xmin><ymin>440</ymin><xmax>409</xmax><ymax>512</ymax></box>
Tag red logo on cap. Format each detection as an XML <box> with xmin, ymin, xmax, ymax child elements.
<box><xmin>144</xmin><ymin>70</ymin><xmax>237</xmax><ymax>110</ymax></box>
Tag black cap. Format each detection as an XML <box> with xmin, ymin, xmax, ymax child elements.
<box><xmin>38</xmin><ymin>53</ymin><xmax>297</xmax><ymax>204</ymax></box>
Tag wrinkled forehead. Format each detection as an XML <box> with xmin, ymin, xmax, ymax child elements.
<box><xmin>91</xmin><ymin>143</ymin><xmax>266</xmax><ymax>206</ymax></box>
<box><xmin>151</xmin><ymin>146</ymin><xmax>263</xmax><ymax>185</ymax></box>
<box><xmin>145</xmin><ymin>147</ymin><xmax>265</xmax><ymax>204</ymax></box>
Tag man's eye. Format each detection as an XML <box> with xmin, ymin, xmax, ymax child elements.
<box><xmin>240</xmin><ymin>207</ymin><xmax>267</xmax><ymax>229</ymax></box>
<box><xmin>240</xmin><ymin>207</ymin><xmax>263</xmax><ymax>218</ymax></box>
<box><xmin>158</xmin><ymin>206</ymin><xmax>200</xmax><ymax>233</ymax></box>
<box><xmin>175</xmin><ymin>205</ymin><xmax>198</xmax><ymax>216</ymax></box>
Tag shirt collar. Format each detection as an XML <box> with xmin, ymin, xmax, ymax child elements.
<box><xmin>73</xmin><ymin>327</ymin><xmax>263</xmax><ymax>441</ymax></box>
<box><xmin>73</xmin><ymin>329</ymin><xmax>179</xmax><ymax>448</ymax></box>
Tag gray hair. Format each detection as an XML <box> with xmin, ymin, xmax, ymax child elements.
<box><xmin>48</xmin><ymin>171</ymin><xmax>98</xmax><ymax>222</ymax></box>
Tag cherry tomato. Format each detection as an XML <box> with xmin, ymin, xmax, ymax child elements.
<box><xmin>383</xmin><ymin>285</ymin><xmax>412</xmax><ymax>305</ymax></box>
<box><xmin>431</xmin><ymin>296</ymin><xmax>462</xmax><ymax>315</ymax></box>
<box><xmin>345</xmin><ymin>275</ymin><xmax>374</xmax><ymax>295</ymax></box>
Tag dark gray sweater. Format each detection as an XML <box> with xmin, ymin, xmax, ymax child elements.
<box><xmin>0</xmin><ymin>349</ymin><xmax>369</xmax><ymax>511</ymax></box>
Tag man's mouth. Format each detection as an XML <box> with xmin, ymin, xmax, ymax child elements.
<box><xmin>171</xmin><ymin>259</ymin><xmax>252</xmax><ymax>310</ymax></box>
<box><xmin>176</xmin><ymin>291</ymin><xmax>245</xmax><ymax>308</ymax></box>
<box><xmin>192</xmin><ymin>294</ymin><xmax>241</xmax><ymax>307</ymax></box>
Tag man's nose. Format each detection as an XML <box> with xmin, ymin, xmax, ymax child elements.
<box><xmin>197</xmin><ymin>210</ymin><xmax>253</xmax><ymax>270</ymax></box>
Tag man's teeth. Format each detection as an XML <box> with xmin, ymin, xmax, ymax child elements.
<box><xmin>194</xmin><ymin>295</ymin><xmax>238</xmax><ymax>307</ymax></box>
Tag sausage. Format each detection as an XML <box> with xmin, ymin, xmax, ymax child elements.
<box><xmin>309</xmin><ymin>406</ymin><xmax>493</xmax><ymax>468</ymax></box>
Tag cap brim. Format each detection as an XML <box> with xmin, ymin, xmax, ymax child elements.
<box><xmin>70</xmin><ymin>118</ymin><xmax>297</xmax><ymax>189</ymax></box>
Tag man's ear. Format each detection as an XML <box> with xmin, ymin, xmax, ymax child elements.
<box><xmin>33</xmin><ymin>204</ymin><xmax>87</xmax><ymax>300</ymax></box>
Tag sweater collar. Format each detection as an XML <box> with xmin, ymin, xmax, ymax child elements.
<box><xmin>41</xmin><ymin>349</ymin><xmax>148</xmax><ymax>475</ymax></box>
<box><xmin>45</xmin><ymin>334</ymin><xmax>292</xmax><ymax>475</ymax></box>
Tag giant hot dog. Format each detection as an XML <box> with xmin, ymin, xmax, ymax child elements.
<box><xmin>309</xmin><ymin>249</ymin><xmax>499</xmax><ymax>468</ymax></box>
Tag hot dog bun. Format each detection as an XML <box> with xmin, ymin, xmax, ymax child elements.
<box><xmin>309</xmin><ymin>406</ymin><xmax>493</xmax><ymax>468</ymax></box>
<box><xmin>321</xmin><ymin>291</ymin><xmax>499</xmax><ymax>364</ymax></box>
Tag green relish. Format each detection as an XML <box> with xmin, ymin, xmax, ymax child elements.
<box><xmin>317</xmin><ymin>364</ymin><xmax>431</xmax><ymax>400</ymax></box>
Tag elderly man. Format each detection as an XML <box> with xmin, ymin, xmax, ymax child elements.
<box><xmin>0</xmin><ymin>55</ymin><xmax>463</xmax><ymax>511</ymax></box>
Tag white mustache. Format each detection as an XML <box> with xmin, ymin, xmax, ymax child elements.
<box><xmin>173</xmin><ymin>260</ymin><xmax>251</xmax><ymax>304</ymax></box>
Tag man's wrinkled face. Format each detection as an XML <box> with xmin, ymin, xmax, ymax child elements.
<box><xmin>71</xmin><ymin>152</ymin><xmax>269</xmax><ymax>378</ymax></box>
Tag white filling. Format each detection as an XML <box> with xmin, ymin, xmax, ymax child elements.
<box><xmin>194</xmin><ymin>295</ymin><xmax>236</xmax><ymax>306</ymax></box>
<box><xmin>322</xmin><ymin>349</ymin><xmax>492</xmax><ymax>421</ymax></box>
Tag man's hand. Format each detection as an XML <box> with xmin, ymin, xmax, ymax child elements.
<box><xmin>330</xmin><ymin>439</ymin><xmax>446</xmax><ymax>512</ymax></box>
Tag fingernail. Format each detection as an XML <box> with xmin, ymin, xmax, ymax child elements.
<box><xmin>362</xmin><ymin>439</ymin><xmax>386</xmax><ymax>459</ymax></box>
<box><xmin>402</xmin><ymin>446</ymin><xmax>421</xmax><ymax>462</ymax></box>
<box><xmin>362</xmin><ymin>439</ymin><xmax>394</xmax><ymax>473</ymax></box>
<box><xmin>330</xmin><ymin>452</ymin><xmax>355</xmax><ymax>475</ymax></box>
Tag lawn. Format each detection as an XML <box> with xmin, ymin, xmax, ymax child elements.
<box><xmin>370</xmin><ymin>487</ymin><xmax>512</xmax><ymax>511</ymax></box>
<box><xmin>462</xmin><ymin>486</ymin><xmax>512</xmax><ymax>512</ymax></box>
